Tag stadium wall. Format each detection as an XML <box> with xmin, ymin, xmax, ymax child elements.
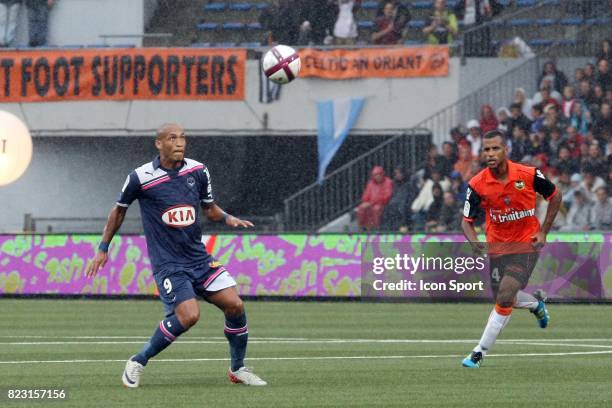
<box><xmin>0</xmin><ymin>233</ymin><xmax>609</xmax><ymax>301</ymax></box>
<box><xmin>14</xmin><ymin>0</ymin><xmax>149</xmax><ymax>47</ymax></box>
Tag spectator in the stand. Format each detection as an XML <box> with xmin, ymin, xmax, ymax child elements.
<box><xmin>565</xmin><ymin>125</ymin><xmax>585</xmax><ymax>158</ymax></box>
<box><xmin>411</xmin><ymin>170</ymin><xmax>450</xmax><ymax>231</ymax></box>
<box><xmin>563</xmin><ymin>173</ymin><xmax>583</xmax><ymax>210</ymax></box>
<box><xmin>298</xmin><ymin>0</ymin><xmax>337</xmax><ymax>45</ymax></box>
<box><xmin>561</xmin><ymin>85</ymin><xmax>578</xmax><ymax>119</ymax></box>
<box><xmin>573</xmin><ymin>67</ymin><xmax>585</xmax><ymax>88</ymax></box>
<box><xmin>260</xmin><ymin>0</ymin><xmax>301</xmax><ymax>45</ymax></box>
<box><xmin>561</xmin><ymin>189</ymin><xmax>591</xmax><ymax>231</ymax></box>
<box><xmin>554</xmin><ymin>146</ymin><xmax>579</xmax><ymax>175</ymax></box>
<box><xmin>433</xmin><ymin>191</ymin><xmax>461</xmax><ymax>232</ymax></box>
<box><xmin>424</xmin><ymin>183</ymin><xmax>444</xmax><ymax>231</ymax></box>
<box><xmin>450</xmin><ymin>126</ymin><xmax>467</xmax><ymax>146</ymax></box>
<box><xmin>578</xmin><ymin>80</ymin><xmax>597</xmax><ymax>108</ymax></box>
<box><xmin>454</xmin><ymin>143</ymin><xmax>475</xmax><ymax>182</ymax></box>
<box><xmin>465</xmin><ymin>119</ymin><xmax>482</xmax><ymax>158</ymax></box>
<box><xmin>529</xmin><ymin>132</ymin><xmax>551</xmax><ymax>158</ymax></box>
<box><xmin>454</xmin><ymin>0</ymin><xmax>496</xmax><ymax>57</ymax></box>
<box><xmin>26</xmin><ymin>0</ymin><xmax>54</xmax><ymax>47</ymax></box>
<box><xmin>533</xmin><ymin>83</ymin><xmax>561</xmax><ymax>109</ymax></box>
<box><xmin>513</xmin><ymin>88</ymin><xmax>533</xmax><ymax>119</ymax></box>
<box><xmin>333</xmin><ymin>0</ymin><xmax>359</xmax><ymax>45</ymax></box>
<box><xmin>424</xmin><ymin>143</ymin><xmax>453</xmax><ymax>177</ymax></box>
<box><xmin>382</xmin><ymin>166</ymin><xmax>413</xmax><ymax>231</ymax></box>
<box><xmin>0</xmin><ymin>0</ymin><xmax>20</xmax><ymax>47</ymax></box>
<box><xmin>496</xmin><ymin>107</ymin><xmax>511</xmax><ymax>135</ymax></box>
<box><xmin>479</xmin><ymin>104</ymin><xmax>498</xmax><ymax>134</ymax></box>
<box><xmin>584</xmin><ymin>143</ymin><xmax>608</xmax><ymax>179</ymax></box>
<box><xmin>593</xmin><ymin>102</ymin><xmax>612</xmax><ymax>137</ymax></box>
<box><xmin>589</xmin><ymin>187</ymin><xmax>612</xmax><ymax>230</ymax></box>
<box><xmin>543</xmin><ymin>103</ymin><xmax>567</xmax><ymax>134</ymax></box>
<box><xmin>449</xmin><ymin>170</ymin><xmax>467</xmax><ymax>202</ymax></box>
<box><xmin>554</xmin><ymin>170</ymin><xmax>572</xmax><ymax>206</ymax></box>
<box><xmin>592</xmin><ymin>84</ymin><xmax>605</xmax><ymax>107</ymax></box>
<box><xmin>569</xmin><ymin>101</ymin><xmax>591</xmax><ymax>135</ymax></box>
<box><xmin>580</xmin><ymin>166</ymin><xmax>606</xmax><ymax>203</ymax></box>
<box><xmin>530</xmin><ymin>103</ymin><xmax>545</xmax><ymax>133</ymax></box>
<box><xmin>584</xmin><ymin>63</ymin><xmax>596</xmax><ymax>84</ymax></box>
<box><xmin>441</xmin><ymin>141</ymin><xmax>458</xmax><ymax>166</ymax></box>
<box><xmin>538</xmin><ymin>61</ymin><xmax>568</xmax><ymax>93</ymax></box>
<box><xmin>548</xmin><ymin>127</ymin><xmax>565</xmax><ymax>161</ymax></box>
<box><xmin>595</xmin><ymin>39</ymin><xmax>611</xmax><ymax>65</ymax></box>
<box><xmin>596</xmin><ymin>59</ymin><xmax>611</xmax><ymax>92</ymax></box>
<box><xmin>356</xmin><ymin>166</ymin><xmax>393</xmax><ymax>230</ymax></box>
<box><xmin>371</xmin><ymin>2</ymin><xmax>403</xmax><ymax>45</ymax></box>
<box><xmin>510</xmin><ymin>126</ymin><xmax>529</xmax><ymax>162</ymax></box>
<box><xmin>423</xmin><ymin>0</ymin><xmax>458</xmax><ymax>45</ymax></box>
<box><xmin>508</xmin><ymin>102</ymin><xmax>532</xmax><ymax>134</ymax></box>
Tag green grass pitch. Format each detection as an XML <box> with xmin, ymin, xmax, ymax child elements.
<box><xmin>1</xmin><ymin>299</ymin><xmax>611</xmax><ymax>407</ymax></box>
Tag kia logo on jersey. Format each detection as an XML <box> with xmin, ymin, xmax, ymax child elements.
<box><xmin>162</xmin><ymin>205</ymin><xmax>196</xmax><ymax>227</ymax></box>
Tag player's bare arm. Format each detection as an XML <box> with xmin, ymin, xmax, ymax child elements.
<box><xmin>202</xmin><ymin>202</ymin><xmax>254</xmax><ymax>228</ymax></box>
<box><xmin>533</xmin><ymin>189</ymin><xmax>562</xmax><ymax>249</ymax></box>
<box><xmin>86</xmin><ymin>205</ymin><xmax>127</xmax><ymax>278</ymax></box>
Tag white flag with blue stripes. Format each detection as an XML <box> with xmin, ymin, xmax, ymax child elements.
<box><xmin>317</xmin><ymin>97</ymin><xmax>365</xmax><ymax>183</ymax></box>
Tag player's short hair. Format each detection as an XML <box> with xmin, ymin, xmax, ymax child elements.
<box><xmin>483</xmin><ymin>129</ymin><xmax>507</xmax><ymax>144</ymax></box>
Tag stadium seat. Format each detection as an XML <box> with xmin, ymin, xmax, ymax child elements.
<box><xmin>404</xmin><ymin>40</ymin><xmax>424</xmax><ymax>46</ymax></box>
<box><xmin>556</xmin><ymin>39</ymin><xmax>578</xmax><ymax>46</ymax></box>
<box><xmin>229</xmin><ymin>3</ymin><xmax>252</xmax><ymax>11</ymax></box>
<box><xmin>586</xmin><ymin>17</ymin><xmax>610</xmax><ymax>25</ymax></box>
<box><xmin>358</xmin><ymin>20</ymin><xmax>375</xmax><ymax>29</ymax></box>
<box><xmin>240</xmin><ymin>41</ymin><xmax>262</xmax><ymax>48</ymax></box>
<box><xmin>542</xmin><ymin>0</ymin><xmax>560</xmax><ymax>5</ymax></box>
<box><xmin>408</xmin><ymin>20</ymin><xmax>426</xmax><ymax>29</ymax></box>
<box><xmin>446</xmin><ymin>0</ymin><xmax>458</xmax><ymax>8</ymax></box>
<box><xmin>496</xmin><ymin>0</ymin><xmax>511</xmax><ymax>6</ymax></box>
<box><xmin>535</xmin><ymin>18</ymin><xmax>557</xmax><ymax>26</ymax></box>
<box><xmin>214</xmin><ymin>42</ymin><xmax>237</xmax><ymax>48</ymax></box>
<box><xmin>85</xmin><ymin>44</ymin><xmax>110</xmax><ymax>48</ymax></box>
<box><xmin>204</xmin><ymin>2</ymin><xmax>226</xmax><ymax>12</ymax></box>
<box><xmin>528</xmin><ymin>39</ymin><xmax>554</xmax><ymax>47</ymax></box>
<box><xmin>559</xmin><ymin>17</ymin><xmax>584</xmax><ymax>26</ymax></box>
<box><xmin>516</xmin><ymin>0</ymin><xmax>536</xmax><ymax>7</ymax></box>
<box><xmin>507</xmin><ymin>19</ymin><xmax>533</xmax><ymax>26</ymax></box>
<box><xmin>489</xmin><ymin>19</ymin><xmax>504</xmax><ymax>27</ymax></box>
<box><xmin>411</xmin><ymin>1</ymin><xmax>432</xmax><ymax>9</ymax></box>
<box><xmin>246</xmin><ymin>22</ymin><xmax>262</xmax><ymax>30</ymax></box>
<box><xmin>190</xmin><ymin>42</ymin><xmax>212</xmax><ymax>47</ymax></box>
<box><xmin>254</xmin><ymin>3</ymin><xmax>269</xmax><ymax>10</ymax></box>
<box><xmin>361</xmin><ymin>1</ymin><xmax>378</xmax><ymax>10</ymax></box>
<box><xmin>222</xmin><ymin>22</ymin><xmax>245</xmax><ymax>30</ymax></box>
<box><xmin>197</xmin><ymin>22</ymin><xmax>218</xmax><ymax>30</ymax></box>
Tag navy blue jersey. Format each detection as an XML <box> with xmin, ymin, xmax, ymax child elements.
<box><xmin>117</xmin><ymin>156</ymin><xmax>213</xmax><ymax>272</ymax></box>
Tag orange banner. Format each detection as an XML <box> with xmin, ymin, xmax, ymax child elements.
<box><xmin>299</xmin><ymin>46</ymin><xmax>449</xmax><ymax>79</ymax></box>
<box><xmin>0</xmin><ymin>48</ymin><xmax>245</xmax><ymax>102</ymax></box>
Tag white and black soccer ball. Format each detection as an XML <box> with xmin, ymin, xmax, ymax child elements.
<box><xmin>262</xmin><ymin>44</ymin><xmax>301</xmax><ymax>84</ymax></box>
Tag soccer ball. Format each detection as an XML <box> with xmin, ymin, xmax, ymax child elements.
<box><xmin>262</xmin><ymin>45</ymin><xmax>301</xmax><ymax>84</ymax></box>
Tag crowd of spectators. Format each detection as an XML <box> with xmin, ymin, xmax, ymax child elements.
<box><xmin>357</xmin><ymin>45</ymin><xmax>612</xmax><ymax>232</ymax></box>
<box><xmin>257</xmin><ymin>0</ymin><xmax>502</xmax><ymax>48</ymax></box>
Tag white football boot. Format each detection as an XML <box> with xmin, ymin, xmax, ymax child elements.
<box><xmin>227</xmin><ymin>367</ymin><xmax>267</xmax><ymax>386</ymax></box>
<box><xmin>122</xmin><ymin>356</ymin><xmax>144</xmax><ymax>388</ymax></box>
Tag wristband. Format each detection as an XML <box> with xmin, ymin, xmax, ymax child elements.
<box><xmin>98</xmin><ymin>242</ymin><xmax>110</xmax><ymax>252</ymax></box>
<box><xmin>223</xmin><ymin>212</ymin><xmax>230</xmax><ymax>223</ymax></box>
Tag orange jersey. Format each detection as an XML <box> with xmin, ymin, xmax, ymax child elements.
<box><xmin>463</xmin><ymin>160</ymin><xmax>558</xmax><ymax>252</ymax></box>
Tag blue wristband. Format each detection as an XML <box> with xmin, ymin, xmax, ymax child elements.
<box><xmin>98</xmin><ymin>242</ymin><xmax>110</xmax><ymax>252</ymax></box>
<box><xmin>223</xmin><ymin>212</ymin><xmax>230</xmax><ymax>222</ymax></box>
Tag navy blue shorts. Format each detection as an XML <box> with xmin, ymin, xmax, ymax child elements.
<box><xmin>154</xmin><ymin>258</ymin><xmax>232</xmax><ymax>317</ymax></box>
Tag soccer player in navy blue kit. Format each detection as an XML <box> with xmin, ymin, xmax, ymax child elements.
<box><xmin>86</xmin><ymin>123</ymin><xmax>267</xmax><ymax>387</ymax></box>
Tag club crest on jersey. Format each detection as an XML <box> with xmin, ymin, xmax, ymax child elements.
<box><xmin>503</xmin><ymin>196</ymin><xmax>511</xmax><ymax>205</ymax></box>
<box><xmin>514</xmin><ymin>180</ymin><xmax>525</xmax><ymax>190</ymax></box>
<box><xmin>162</xmin><ymin>205</ymin><xmax>195</xmax><ymax>228</ymax></box>
<box><xmin>187</xmin><ymin>176</ymin><xmax>195</xmax><ymax>187</ymax></box>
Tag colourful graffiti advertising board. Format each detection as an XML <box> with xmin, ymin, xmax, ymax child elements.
<box><xmin>0</xmin><ymin>234</ymin><xmax>610</xmax><ymax>299</ymax></box>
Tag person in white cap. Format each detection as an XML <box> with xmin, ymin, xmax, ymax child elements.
<box><xmin>466</xmin><ymin>119</ymin><xmax>482</xmax><ymax>158</ymax></box>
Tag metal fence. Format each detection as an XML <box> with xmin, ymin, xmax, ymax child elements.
<box><xmin>284</xmin><ymin>129</ymin><xmax>432</xmax><ymax>231</ymax></box>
